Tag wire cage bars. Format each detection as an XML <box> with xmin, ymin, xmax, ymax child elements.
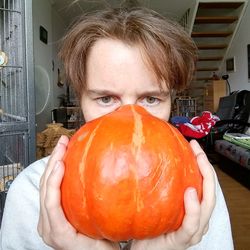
<box><xmin>0</xmin><ymin>0</ymin><xmax>26</xmax><ymax>122</ymax></box>
<box><xmin>0</xmin><ymin>0</ymin><xmax>35</xmax><ymax>225</ymax></box>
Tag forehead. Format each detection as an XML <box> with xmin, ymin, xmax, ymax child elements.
<box><xmin>87</xmin><ymin>38</ymin><xmax>148</xmax><ymax>67</ymax></box>
<box><xmin>86</xmin><ymin>38</ymin><xmax>168</xmax><ymax>92</ymax></box>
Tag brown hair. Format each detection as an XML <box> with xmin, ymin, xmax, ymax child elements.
<box><xmin>59</xmin><ymin>7</ymin><xmax>197</xmax><ymax>99</ymax></box>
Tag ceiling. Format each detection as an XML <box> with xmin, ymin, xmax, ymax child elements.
<box><xmin>51</xmin><ymin>0</ymin><xmax>193</xmax><ymax>26</ymax></box>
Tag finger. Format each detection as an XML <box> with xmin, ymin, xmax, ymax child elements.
<box><xmin>41</xmin><ymin>136</ymin><xmax>69</xmax><ymax>217</ymax></box>
<box><xmin>191</xmin><ymin>153</ymin><xmax>215</xmax><ymax>243</ymax></box>
<box><xmin>38</xmin><ymin>136</ymin><xmax>69</xmax><ymax>238</ymax></box>
<box><xmin>190</xmin><ymin>139</ymin><xmax>215</xmax><ymax>213</ymax></box>
<box><xmin>53</xmin><ymin>134</ymin><xmax>69</xmax><ymax>148</ymax></box>
<box><xmin>189</xmin><ymin>139</ymin><xmax>205</xmax><ymax>157</ymax></box>
<box><xmin>38</xmin><ymin>171</ymin><xmax>50</xmax><ymax>238</ymax></box>
<box><xmin>189</xmin><ymin>140</ymin><xmax>216</xmax><ymax>244</ymax></box>
<box><xmin>196</xmin><ymin>152</ymin><xmax>215</xmax><ymax>206</ymax></box>
<box><xmin>173</xmin><ymin>188</ymin><xmax>201</xmax><ymax>246</ymax></box>
<box><xmin>44</xmin><ymin>135</ymin><xmax>69</xmax><ymax>182</ymax></box>
<box><xmin>45</xmin><ymin>160</ymin><xmax>73</xmax><ymax>233</ymax></box>
<box><xmin>203</xmin><ymin>224</ymin><xmax>209</xmax><ymax>234</ymax></box>
<box><xmin>49</xmin><ymin>135</ymin><xmax>69</xmax><ymax>160</ymax></box>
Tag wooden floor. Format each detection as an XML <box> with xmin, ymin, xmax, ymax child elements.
<box><xmin>214</xmin><ymin>165</ymin><xmax>250</xmax><ymax>250</ymax></box>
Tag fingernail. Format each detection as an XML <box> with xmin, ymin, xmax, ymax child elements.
<box><xmin>55</xmin><ymin>138</ymin><xmax>64</xmax><ymax>149</ymax></box>
<box><xmin>188</xmin><ymin>188</ymin><xmax>197</xmax><ymax>200</ymax></box>
<box><xmin>57</xmin><ymin>136</ymin><xmax>64</xmax><ymax>144</ymax></box>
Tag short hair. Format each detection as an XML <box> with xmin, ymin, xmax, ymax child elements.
<box><xmin>59</xmin><ymin>7</ymin><xmax>197</xmax><ymax>99</ymax></box>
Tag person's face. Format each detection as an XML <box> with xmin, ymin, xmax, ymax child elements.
<box><xmin>81</xmin><ymin>39</ymin><xmax>171</xmax><ymax>122</ymax></box>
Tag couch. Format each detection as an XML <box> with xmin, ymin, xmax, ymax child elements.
<box><xmin>214</xmin><ymin>135</ymin><xmax>250</xmax><ymax>169</ymax></box>
<box><xmin>210</xmin><ymin>91</ymin><xmax>250</xmax><ymax>188</ymax></box>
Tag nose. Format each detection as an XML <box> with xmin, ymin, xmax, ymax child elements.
<box><xmin>120</xmin><ymin>97</ymin><xmax>137</xmax><ymax>106</ymax></box>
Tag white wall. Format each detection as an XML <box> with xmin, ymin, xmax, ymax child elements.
<box><xmin>222</xmin><ymin>2</ymin><xmax>250</xmax><ymax>92</ymax></box>
<box><xmin>52</xmin><ymin>8</ymin><xmax>67</xmax><ymax>108</ymax></box>
<box><xmin>33</xmin><ymin>0</ymin><xmax>66</xmax><ymax>132</ymax></box>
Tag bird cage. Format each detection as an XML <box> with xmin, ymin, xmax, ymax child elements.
<box><xmin>0</xmin><ymin>0</ymin><xmax>35</xmax><ymax>224</ymax></box>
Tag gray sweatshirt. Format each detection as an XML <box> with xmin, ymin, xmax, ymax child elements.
<box><xmin>0</xmin><ymin>157</ymin><xmax>234</xmax><ymax>250</ymax></box>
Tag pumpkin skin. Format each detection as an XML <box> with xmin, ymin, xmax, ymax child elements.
<box><xmin>61</xmin><ymin>104</ymin><xmax>203</xmax><ymax>242</ymax></box>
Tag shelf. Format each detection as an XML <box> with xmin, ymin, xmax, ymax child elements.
<box><xmin>174</xmin><ymin>97</ymin><xmax>197</xmax><ymax>117</ymax></box>
<box><xmin>52</xmin><ymin>107</ymin><xmax>84</xmax><ymax>129</ymax></box>
<box><xmin>195</xmin><ymin>16</ymin><xmax>238</xmax><ymax>24</ymax></box>
<box><xmin>198</xmin><ymin>2</ymin><xmax>244</xmax><ymax>9</ymax></box>
<box><xmin>195</xmin><ymin>77</ymin><xmax>213</xmax><ymax>81</ymax></box>
<box><xmin>197</xmin><ymin>44</ymin><xmax>227</xmax><ymax>50</ymax></box>
<box><xmin>197</xmin><ymin>67</ymin><xmax>219</xmax><ymax>71</ymax></box>
<box><xmin>198</xmin><ymin>56</ymin><xmax>223</xmax><ymax>61</ymax></box>
<box><xmin>192</xmin><ymin>31</ymin><xmax>233</xmax><ymax>37</ymax></box>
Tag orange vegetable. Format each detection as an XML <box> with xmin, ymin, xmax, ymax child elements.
<box><xmin>61</xmin><ymin>105</ymin><xmax>202</xmax><ymax>242</ymax></box>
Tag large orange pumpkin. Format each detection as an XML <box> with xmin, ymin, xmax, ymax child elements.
<box><xmin>61</xmin><ymin>105</ymin><xmax>202</xmax><ymax>242</ymax></box>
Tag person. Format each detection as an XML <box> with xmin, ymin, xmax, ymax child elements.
<box><xmin>0</xmin><ymin>7</ymin><xmax>233</xmax><ymax>250</ymax></box>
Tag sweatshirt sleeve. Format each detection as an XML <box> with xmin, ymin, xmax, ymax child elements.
<box><xmin>0</xmin><ymin>157</ymin><xmax>53</xmax><ymax>250</ymax></box>
<box><xmin>187</xmin><ymin>169</ymin><xmax>234</xmax><ymax>250</ymax></box>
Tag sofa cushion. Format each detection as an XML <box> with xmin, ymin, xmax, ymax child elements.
<box><xmin>215</xmin><ymin>140</ymin><xmax>250</xmax><ymax>169</ymax></box>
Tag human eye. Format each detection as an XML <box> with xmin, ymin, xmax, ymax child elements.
<box><xmin>141</xmin><ymin>96</ymin><xmax>160</xmax><ymax>106</ymax></box>
<box><xmin>96</xmin><ymin>96</ymin><xmax>117</xmax><ymax>106</ymax></box>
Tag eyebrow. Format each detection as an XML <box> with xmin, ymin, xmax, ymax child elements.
<box><xmin>86</xmin><ymin>89</ymin><xmax>170</xmax><ymax>97</ymax></box>
<box><xmin>87</xmin><ymin>89</ymin><xmax>119</xmax><ymax>96</ymax></box>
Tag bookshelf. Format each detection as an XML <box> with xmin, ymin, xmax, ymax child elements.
<box><xmin>51</xmin><ymin>107</ymin><xmax>84</xmax><ymax>129</ymax></box>
<box><xmin>174</xmin><ymin>96</ymin><xmax>197</xmax><ymax>118</ymax></box>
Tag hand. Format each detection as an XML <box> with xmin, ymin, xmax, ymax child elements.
<box><xmin>37</xmin><ymin>135</ymin><xmax>120</xmax><ymax>250</ymax></box>
<box><xmin>130</xmin><ymin>139</ymin><xmax>216</xmax><ymax>250</ymax></box>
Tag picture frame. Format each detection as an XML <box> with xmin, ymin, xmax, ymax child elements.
<box><xmin>226</xmin><ymin>57</ymin><xmax>236</xmax><ymax>73</ymax></box>
<box><xmin>39</xmin><ymin>26</ymin><xmax>48</xmax><ymax>44</ymax></box>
